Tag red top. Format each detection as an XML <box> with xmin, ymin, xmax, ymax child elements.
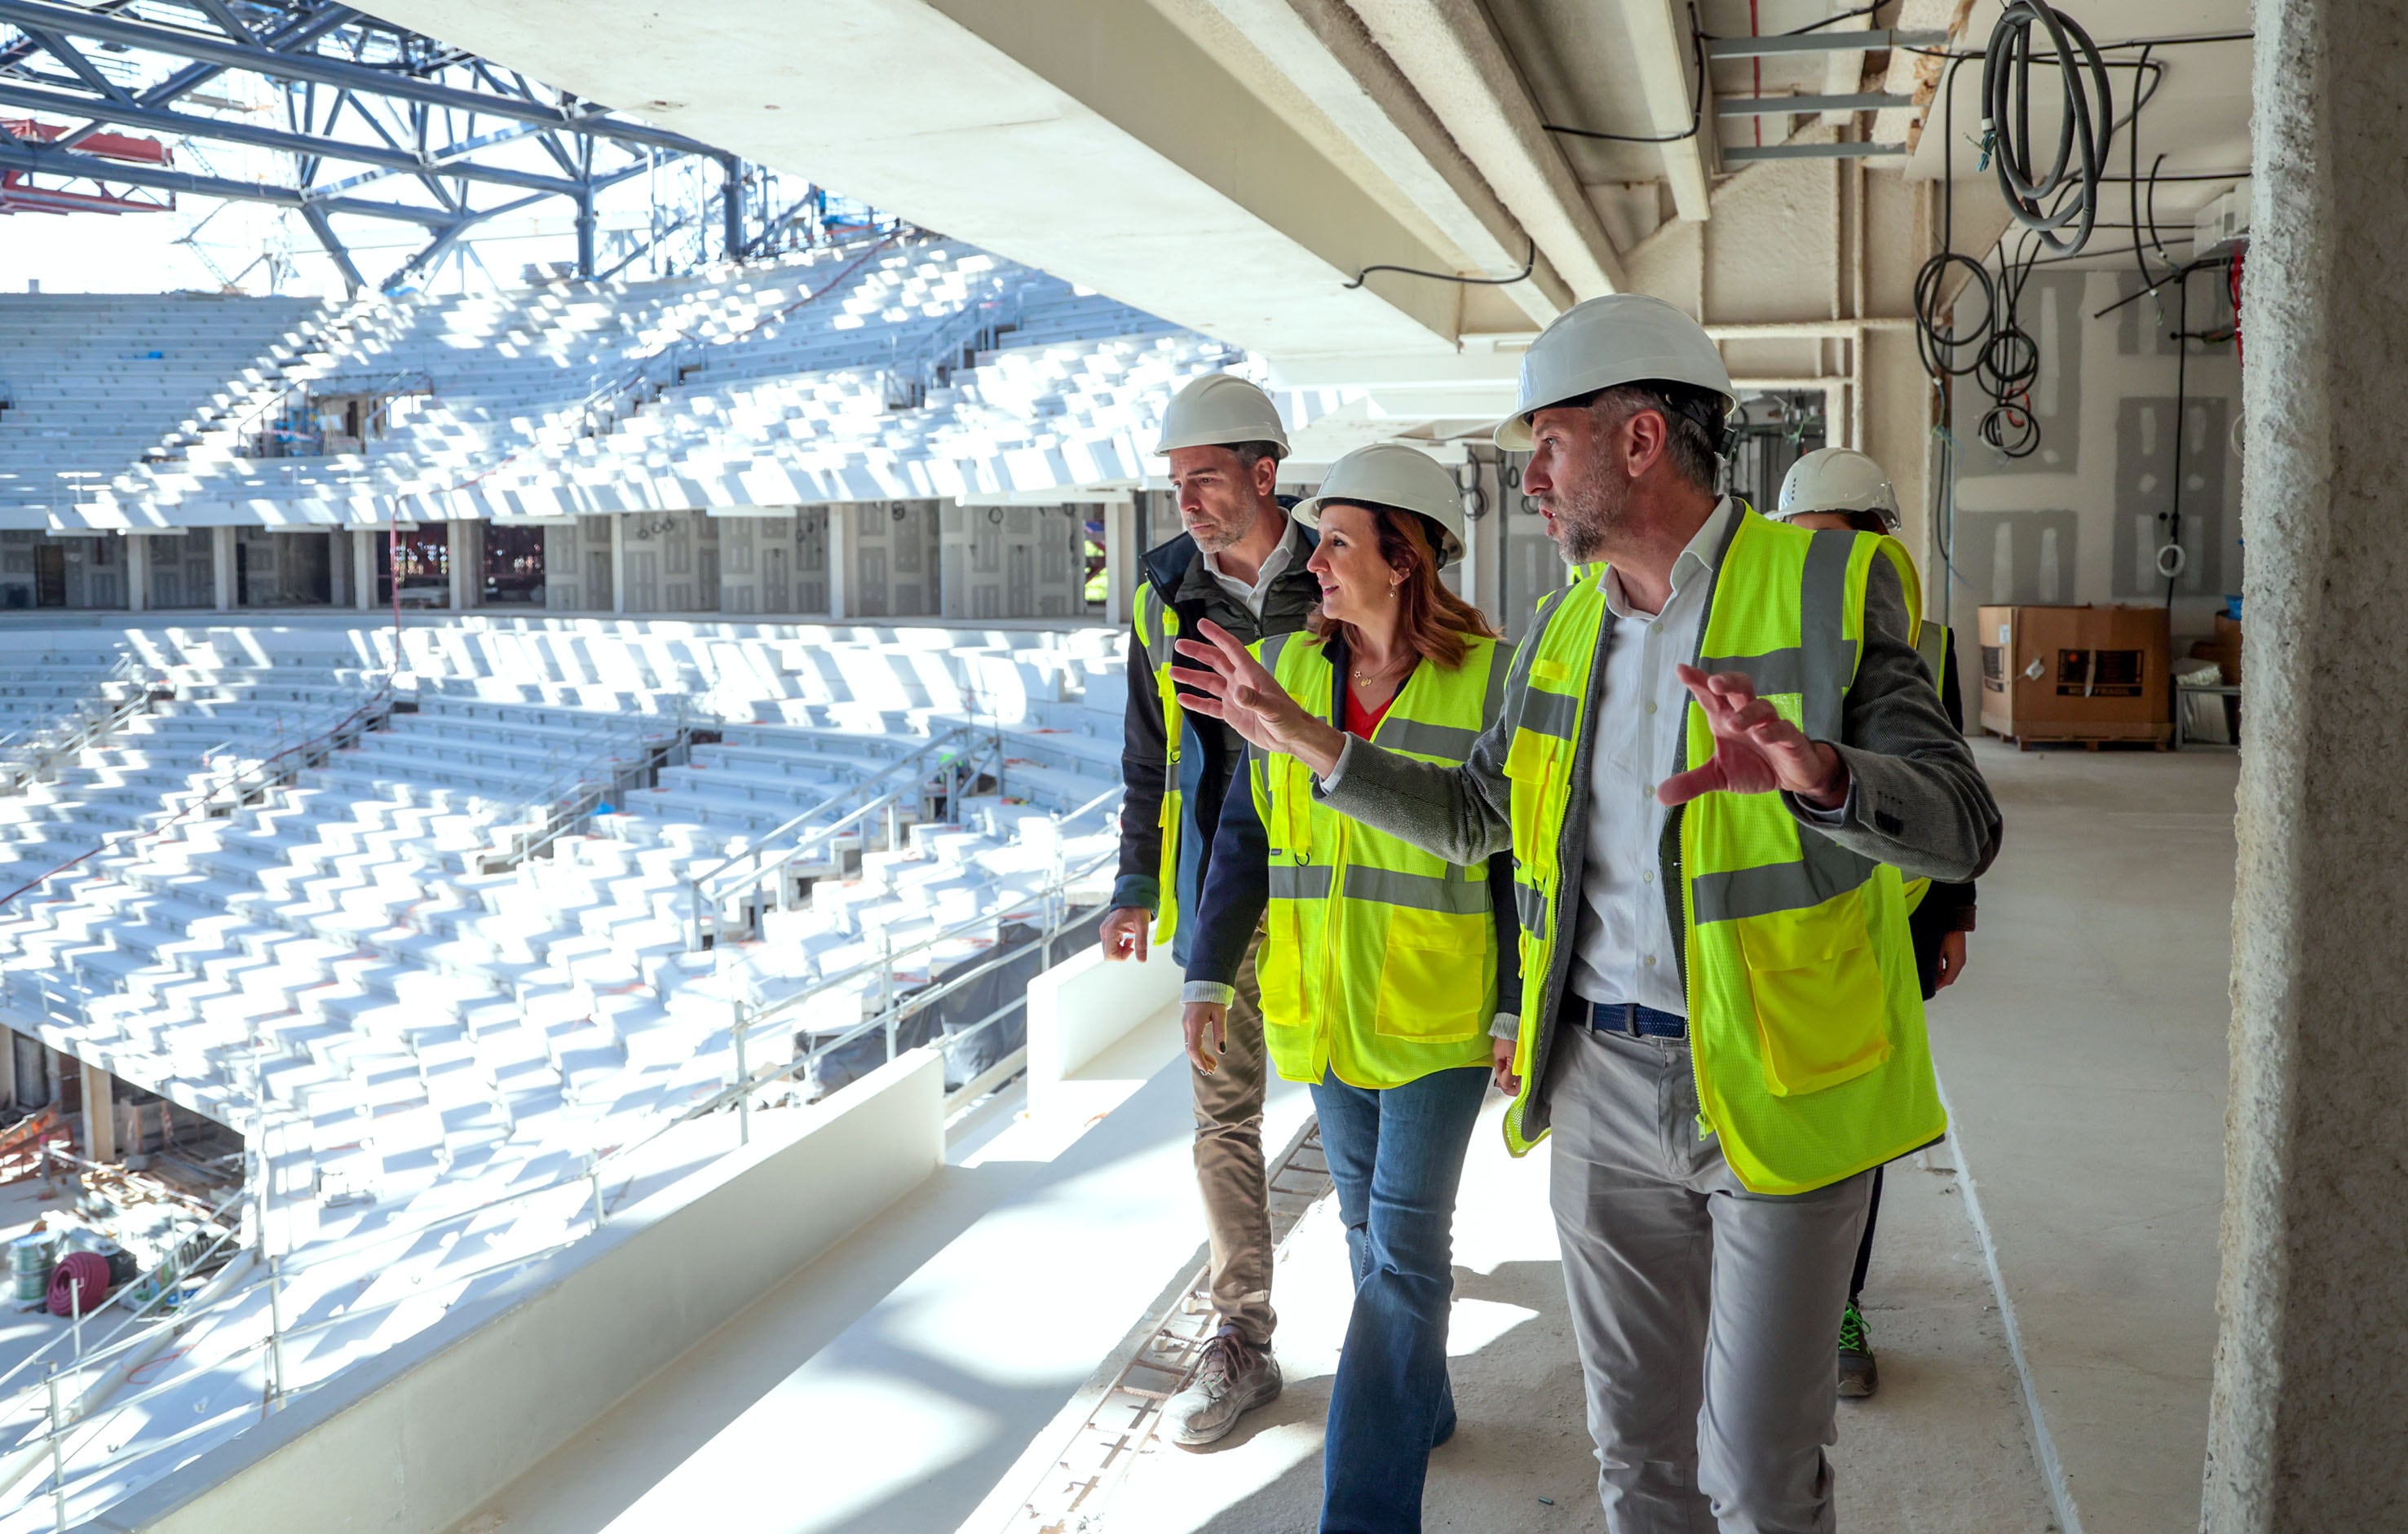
<box><xmin>1343</xmin><ymin>685</ymin><xmax>1394</xmax><ymax>740</ymax></box>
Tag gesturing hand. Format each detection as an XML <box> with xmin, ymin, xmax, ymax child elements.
<box><xmin>1655</xmin><ymin>665</ymin><xmax>1850</xmax><ymax>809</ymax></box>
<box><xmin>1168</xmin><ymin>621</ymin><xmax>1348</xmax><ymax>778</ymax></box>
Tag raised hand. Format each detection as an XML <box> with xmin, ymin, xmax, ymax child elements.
<box><xmin>1168</xmin><ymin>620</ymin><xmax>1347</xmax><ymax>777</ymax></box>
<box><xmin>1655</xmin><ymin>665</ymin><xmax>1850</xmax><ymax>809</ymax></box>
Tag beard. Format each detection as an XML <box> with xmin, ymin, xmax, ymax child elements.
<box><xmin>1545</xmin><ymin>462</ymin><xmax>1634</xmax><ymax>565</ymax></box>
<box><xmin>1182</xmin><ymin>496</ymin><xmax>1253</xmax><ymax>554</ymax></box>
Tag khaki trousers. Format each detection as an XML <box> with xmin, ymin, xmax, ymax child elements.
<box><xmin>1193</xmin><ymin>927</ymin><xmax>1275</xmax><ymax>1346</ymax></box>
<box><xmin>1547</xmin><ymin>1023</ymin><xmax>1873</xmax><ymax>1534</ymax></box>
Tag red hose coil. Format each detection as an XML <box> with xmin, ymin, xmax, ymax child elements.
<box><xmin>47</xmin><ymin>1251</ymin><xmax>110</xmax><ymax>1317</ymax></box>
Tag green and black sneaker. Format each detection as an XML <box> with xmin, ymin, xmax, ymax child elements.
<box><xmin>1838</xmin><ymin>1301</ymin><xmax>1878</xmax><ymax>1399</ymax></box>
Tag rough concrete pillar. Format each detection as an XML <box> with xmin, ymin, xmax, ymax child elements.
<box><xmin>825</xmin><ymin>502</ymin><xmax>855</xmax><ymax>621</ymax></box>
<box><xmin>448</xmin><ymin>520</ymin><xmax>476</xmax><ymax>611</ymax></box>
<box><xmin>1102</xmin><ymin>498</ymin><xmax>1137</xmax><ymax>629</ymax></box>
<box><xmin>608</xmin><ymin>515</ymin><xmax>628</xmax><ymax>615</ymax></box>
<box><xmin>327</xmin><ymin>528</ymin><xmax>347</xmax><ymax>607</ymax></box>
<box><xmin>211</xmin><ymin>526</ymin><xmax>236</xmax><ymax>611</ymax></box>
<box><xmin>80</xmin><ymin>1060</ymin><xmax>114</xmax><ymax>1163</ymax></box>
<box><xmin>123</xmin><ymin>535</ymin><xmax>148</xmax><ymax>613</ymax></box>
<box><xmin>2201</xmin><ymin>2</ymin><xmax>2408</xmax><ymax>1527</ymax></box>
<box><xmin>0</xmin><ymin>1023</ymin><xmax>15</xmax><ymax>1111</ymax></box>
<box><xmin>354</xmin><ymin>529</ymin><xmax>375</xmax><ymax>611</ymax></box>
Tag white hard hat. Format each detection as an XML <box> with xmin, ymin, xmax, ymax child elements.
<box><xmin>1495</xmin><ymin>293</ymin><xmax>1737</xmax><ymax>450</ymax></box>
<box><xmin>1291</xmin><ymin>442</ymin><xmax>1466</xmax><ymax>565</ymax></box>
<box><xmin>1154</xmin><ymin>372</ymin><xmax>1291</xmax><ymax>459</ymax></box>
<box><xmin>1774</xmin><ymin>447</ymin><xmax>1902</xmax><ymax>533</ymax></box>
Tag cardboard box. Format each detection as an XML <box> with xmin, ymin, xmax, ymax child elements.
<box><xmin>1977</xmin><ymin>604</ymin><xmax>2172</xmax><ymax>745</ymax></box>
<box><xmin>2211</xmin><ymin>612</ymin><xmax>2242</xmax><ymax>687</ymax></box>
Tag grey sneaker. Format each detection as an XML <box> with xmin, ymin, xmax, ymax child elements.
<box><xmin>1168</xmin><ymin>1328</ymin><xmax>1282</xmax><ymax>1448</ymax></box>
<box><xmin>1838</xmin><ymin>1301</ymin><xmax>1878</xmax><ymax>1399</ymax></box>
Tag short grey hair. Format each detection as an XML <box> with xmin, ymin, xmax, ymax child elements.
<box><xmin>1229</xmin><ymin>440</ymin><xmax>1283</xmax><ymax>471</ymax></box>
<box><xmin>1585</xmin><ymin>384</ymin><xmax>1721</xmax><ymax>493</ymax></box>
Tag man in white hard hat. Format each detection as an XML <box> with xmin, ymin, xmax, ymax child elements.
<box><xmin>1100</xmin><ymin>371</ymin><xmax>1319</xmax><ymax>1446</ymax></box>
<box><xmin>1168</xmin><ymin>295</ymin><xmax>2002</xmax><ymax>1531</ymax></box>
<box><xmin>1769</xmin><ymin>446</ymin><xmax>1980</xmax><ymax>1403</ymax></box>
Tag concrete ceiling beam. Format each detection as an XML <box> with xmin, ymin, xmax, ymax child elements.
<box><xmin>1876</xmin><ymin>0</ymin><xmax>1977</xmax><ymax>147</ymax></box>
<box><xmin>1345</xmin><ymin>0</ymin><xmax>1628</xmax><ymax>298</ymax></box>
<box><xmin>356</xmin><ymin>0</ymin><xmax>1474</xmax><ymax>362</ymax></box>
<box><xmin>1621</xmin><ymin>0</ymin><xmax>1717</xmax><ymax>221</ymax></box>
<box><xmin>1162</xmin><ymin>0</ymin><xmax>1573</xmax><ymax>329</ymax></box>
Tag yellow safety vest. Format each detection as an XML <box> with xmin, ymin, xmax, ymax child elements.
<box><xmin>1133</xmin><ymin>584</ymin><xmax>1187</xmax><ymax>949</ymax></box>
<box><xmin>1252</xmin><ymin>630</ymin><xmax>1506</xmax><ymax>1089</ymax></box>
<box><xmin>1500</xmin><ymin>507</ymin><xmax>1945</xmax><ymax>1194</ymax></box>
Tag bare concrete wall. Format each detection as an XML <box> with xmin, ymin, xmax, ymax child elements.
<box><xmin>2202</xmin><ymin>0</ymin><xmax>2408</xmax><ymax>1525</ymax></box>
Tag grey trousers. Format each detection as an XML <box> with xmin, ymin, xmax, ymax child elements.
<box><xmin>1546</xmin><ymin>1024</ymin><xmax>1873</xmax><ymax>1534</ymax></box>
<box><xmin>1193</xmin><ymin>926</ymin><xmax>1275</xmax><ymax>1346</ymax></box>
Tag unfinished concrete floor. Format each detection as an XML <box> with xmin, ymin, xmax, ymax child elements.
<box><xmin>1095</xmin><ymin>1096</ymin><xmax>2058</xmax><ymax>1533</ymax></box>
<box><xmin>1931</xmin><ymin>740</ymin><xmax>2237</xmax><ymax>1533</ymax></box>
<box><xmin>1093</xmin><ymin>740</ymin><xmax>2233</xmax><ymax>1534</ymax></box>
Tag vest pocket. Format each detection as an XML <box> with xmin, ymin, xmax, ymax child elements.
<box><xmin>1735</xmin><ymin>885</ymin><xmax>1891</xmax><ymax>1096</ymax></box>
<box><xmin>1258</xmin><ymin>886</ymin><xmax>1306</xmax><ymax>1027</ymax></box>
<box><xmin>1373</xmin><ymin>906</ymin><xmax>1487</xmax><ymax>1043</ymax></box>
<box><xmin>1504</xmin><ymin>732</ymin><xmax>1556</xmax><ymax>881</ymax></box>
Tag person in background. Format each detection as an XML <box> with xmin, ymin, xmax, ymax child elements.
<box><xmin>1169</xmin><ymin>294</ymin><xmax>2002</xmax><ymax>1533</ymax></box>
<box><xmin>1182</xmin><ymin>442</ymin><xmax>1515</xmax><ymax>1533</ymax></box>
<box><xmin>1769</xmin><ymin>447</ymin><xmax>1978</xmax><ymax>1400</ymax></box>
<box><xmin>1098</xmin><ymin>373</ymin><xmax>1320</xmax><ymax>1447</ymax></box>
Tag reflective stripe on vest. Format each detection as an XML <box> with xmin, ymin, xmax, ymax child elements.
<box><xmin>1500</xmin><ymin>508</ymin><xmax>1946</xmax><ymax>1194</ymax></box>
<box><xmin>1250</xmin><ymin>630</ymin><xmax>1504</xmax><ymax>1090</ymax></box>
<box><xmin>1135</xmin><ymin>585</ymin><xmax>1186</xmax><ymax>948</ymax></box>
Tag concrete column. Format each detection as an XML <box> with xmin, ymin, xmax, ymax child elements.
<box><xmin>2202</xmin><ymin>5</ymin><xmax>2408</xmax><ymax>1528</ymax></box>
<box><xmin>608</xmin><ymin>515</ymin><xmax>627</xmax><ymax>614</ymax></box>
<box><xmin>1102</xmin><ymin>498</ymin><xmax>1138</xmax><ymax>629</ymax></box>
<box><xmin>327</xmin><ymin>528</ymin><xmax>347</xmax><ymax>607</ymax></box>
<box><xmin>825</xmin><ymin>502</ymin><xmax>855</xmax><ymax>621</ymax></box>
<box><xmin>0</xmin><ymin>1023</ymin><xmax>15</xmax><ymax>1111</ymax></box>
<box><xmin>123</xmin><ymin>534</ymin><xmax>148</xmax><ymax>613</ymax></box>
<box><xmin>448</xmin><ymin>520</ymin><xmax>475</xmax><ymax>611</ymax></box>
<box><xmin>80</xmin><ymin>1060</ymin><xmax>114</xmax><ymax>1164</ymax></box>
<box><xmin>353</xmin><ymin>529</ymin><xmax>375</xmax><ymax>611</ymax></box>
<box><xmin>210</xmin><ymin>526</ymin><xmax>236</xmax><ymax>611</ymax></box>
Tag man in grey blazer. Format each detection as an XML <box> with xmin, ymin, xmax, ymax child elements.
<box><xmin>1169</xmin><ymin>295</ymin><xmax>2001</xmax><ymax>1532</ymax></box>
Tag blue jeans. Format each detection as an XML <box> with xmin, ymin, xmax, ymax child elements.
<box><xmin>1311</xmin><ymin>1065</ymin><xmax>1491</xmax><ymax>1534</ymax></box>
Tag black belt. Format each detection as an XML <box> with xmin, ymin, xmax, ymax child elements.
<box><xmin>1584</xmin><ymin>1001</ymin><xmax>1688</xmax><ymax>1040</ymax></box>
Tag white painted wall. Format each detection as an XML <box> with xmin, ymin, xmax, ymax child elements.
<box><xmin>1027</xmin><ymin>944</ymin><xmax>1182</xmax><ymax>1115</ymax></box>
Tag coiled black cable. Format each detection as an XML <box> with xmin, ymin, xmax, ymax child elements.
<box><xmin>1983</xmin><ymin>0</ymin><xmax>2116</xmax><ymax>257</ymax></box>
<box><xmin>1913</xmin><ymin>55</ymin><xmax>1994</xmax><ymax>382</ymax></box>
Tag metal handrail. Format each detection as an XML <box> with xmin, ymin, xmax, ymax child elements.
<box><xmin>0</xmin><ymin>1187</ymin><xmax>247</xmax><ymax>1405</ymax></box>
<box><xmin>0</xmin><ymin>655</ymin><xmax>151</xmax><ymax>794</ymax></box>
<box><xmin>680</xmin><ymin>725</ymin><xmax>985</xmax><ymax>948</ymax></box>
<box><xmin>879</xmin><ymin>282</ymin><xmax>1021</xmax><ymax>409</ymax></box>
<box><xmin>0</xmin><ymin>679</ymin><xmax>395</xmax><ymax>912</ymax></box>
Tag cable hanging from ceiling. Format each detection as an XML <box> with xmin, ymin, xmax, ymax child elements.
<box><xmin>1982</xmin><ymin>0</ymin><xmax>2118</xmax><ymax>257</ymax></box>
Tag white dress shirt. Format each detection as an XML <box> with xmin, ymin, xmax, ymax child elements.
<box><xmin>1568</xmin><ymin>497</ymin><xmax>1739</xmax><ymax>1016</ymax></box>
<box><xmin>1200</xmin><ymin>514</ymin><xmax>1299</xmax><ymax>617</ymax></box>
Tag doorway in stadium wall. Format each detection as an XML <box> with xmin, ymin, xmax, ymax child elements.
<box><xmin>377</xmin><ymin>525</ymin><xmax>452</xmax><ymax>608</ymax></box>
<box><xmin>484</xmin><ymin>525</ymin><xmax>547</xmax><ymax>606</ymax></box>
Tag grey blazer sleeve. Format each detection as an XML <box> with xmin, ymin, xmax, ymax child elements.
<box><xmin>1312</xmin><ymin>691</ymin><xmax>1518</xmax><ymax>868</ymax></box>
<box><xmin>1785</xmin><ymin>558</ymin><xmax>2004</xmax><ymax>884</ymax></box>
